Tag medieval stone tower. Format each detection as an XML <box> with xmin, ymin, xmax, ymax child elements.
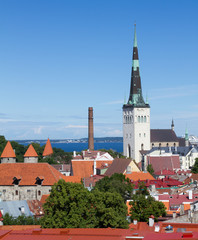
<box><xmin>123</xmin><ymin>25</ymin><xmax>150</xmax><ymax>163</ymax></box>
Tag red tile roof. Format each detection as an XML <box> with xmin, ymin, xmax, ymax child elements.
<box><xmin>159</xmin><ymin>193</ymin><xmax>198</xmax><ymax>206</ymax></box>
<box><xmin>0</xmin><ymin>163</ymin><xmax>66</xmax><ymax>186</ymax></box>
<box><xmin>155</xmin><ymin>169</ymin><xmax>175</xmax><ymax>176</ymax></box>
<box><xmin>1</xmin><ymin>141</ymin><xmax>16</xmax><ymax>158</ymax></box>
<box><xmin>40</xmin><ymin>194</ymin><xmax>49</xmax><ymax>204</ymax></box>
<box><xmin>147</xmin><ymin>155</ymin><xmax>180</xmax><ymax>174</ymax></box>
<box><xmin>125</xmin><ymin>172</ymin><xmax>155</xmax><ymax>181</ymax></box>
<box><xmin>71</xmin><ymin>160</ymin><xmax>113</xmax><ymax>178</ymax></box>
<box><xmin>24</xmin><ymin>144</ymin><xmax>38</xmax><ymax>157</ymax></box>
<box><xmin>27</xmin><ymin>200</ymin><xmax>44</xmax><ymax>216</ymax></box>
<box><xmin>132</xmin><ymin>177</ymin><xmax>183</xmax><ymax>189</ymax></box>
<box><xmin>43</xmin><ymin>138</ymin><xmax>53</xmax><ymax>156</ymax></box>
<box><xmin>62</xmin><ymin>176</ymin><xmax>82</xmax><ymax>183</ymax></box>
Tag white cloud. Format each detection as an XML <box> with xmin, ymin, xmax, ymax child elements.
<box><xmin>33</xmin><ymin>126</ymin><xmax>44</xmax><ymax>134</ymax></box>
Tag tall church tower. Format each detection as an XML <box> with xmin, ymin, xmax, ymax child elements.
<box><xmin>123</xmin><ymin>25</ymin><xmax>150</xmax><ymax>163</ymax></box>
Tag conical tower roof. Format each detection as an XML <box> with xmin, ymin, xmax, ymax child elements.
<box><xmin>43</xmin><ymin>138</ymin><xmax>53</xmax><ymax>156</ymax></box>
<box><xmin>24</xmin><ymin>144</ymin><xmax>38</xmax><ymax>157</ymax></box>
<box><xmin>1</xmin><ymin>141</ymin><xmax>16</xmax><ymax>158</ymax></box>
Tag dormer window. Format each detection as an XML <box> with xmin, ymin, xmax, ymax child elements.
<box><xmin>36</xmin><ymin>176</ymin><xmax>44</xmax><ymax>185</ymax></box>
<box><xmin>13</xmin><ymin>176</ymin><xmax>21</xmax><ymax>185</ymax></box>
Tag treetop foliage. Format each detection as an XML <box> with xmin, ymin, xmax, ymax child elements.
<box><xmin>41</xmin><ymin>180</ymin><xmax>129</xmax><ymax>229</ymax></box>
<box><xmin>191</xmin><ymin>158</ymin><xmax>198</xmax><ymax>173</ymax></box>
<box><xmin>94</xmin><ymin>173</ymin><xmax>133</xmax><ymax>202</ymax></box>
<box><xmin>129</xmin><ymin>194</ymin><xmax>166</xmax><ymax>222</ymax></box>
<box><xmin>3</xmin><ymin>213</ymin><xmax>40</xmax><ymax>225</ymax></box>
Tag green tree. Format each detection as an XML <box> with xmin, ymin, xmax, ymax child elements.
<box><xmin>147</xmin><ymin>164</ymin><xmax>154</xmax><ymax>176</ymax></box>
<box><xmin>91</xmin><ymin>189</ymin><xmax>128</xmax><ymax>228</ymax></box>
<box><xmin>129</xmin><ymin>194</ymin><xmax>166</xmax><ymax>222</ymax></box>
<box><xmin>94</xmin><ymin>173</ymin><xmax>133</xmax><ymax>202</ymax></box>
<box><xmin>41</xmin><ymin>180</ymin><xmax>129</xmax><ymax>228</ymax></box>
<box><xmin>3</xmin><ymin>213</ymin><xmax>40</xmax><ymax>225</ymax></box>
<box><xmin>135</xmin><ymin>182</ymin><xmax>149</xmax><ymax>196</ymax></box>
<box><xmin>191</xmin><ymin>158</ymin><xmax>198</xmax><ymax>173</ymax></box>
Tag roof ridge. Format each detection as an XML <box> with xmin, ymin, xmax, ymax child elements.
<box><xmin>47</xmin><ymin>163</ymin><xmax>60</xmax><ymax>182</ymax></box>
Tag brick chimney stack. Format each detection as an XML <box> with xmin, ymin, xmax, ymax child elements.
<box><xmin>88</xmin><ymin>107</ymin><xmax>94</xmax><ymax>151</ymax></box>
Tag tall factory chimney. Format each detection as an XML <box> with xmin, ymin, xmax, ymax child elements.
<box><xmin>88</xmin><ymin>107</ymin><xmax>94</xmax><ymax>151</ymax></box>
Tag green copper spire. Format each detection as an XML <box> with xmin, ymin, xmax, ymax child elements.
<box><xmin>126</xmin><ymin>24</ymin><xmax>148</xmax><ymax>108</ymax></box>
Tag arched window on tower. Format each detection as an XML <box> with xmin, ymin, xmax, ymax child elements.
<box><xmin>130</xmin><ymin>116</ymin><xmax>132</xmax><ymax>124</ymax></box>
<box><xmin>138</xmin><ymin>116</ymin><xmax>140</xmax><ymax>123</ymax></box>
<box><xmin>144</xmin><ymin>116</ymin><xmax>146</xmax><ymax>122</ymax></box>
<box><xmin>141</xmin><ymin>116</ymin><xmax>143</xmax><ymax>123</ymax></box>
<box><xmin>141</xmin><ymin>144</ymin><xmax>144</xmax><ymax>150</ymax></box>
<box><xmin>127</xmin><ymin>144</ymin><xmax>131</xmax><ymax>158</ymax></box>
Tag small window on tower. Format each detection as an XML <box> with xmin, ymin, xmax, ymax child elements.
<box><xmin>139</xmin><ymin>133</ymin><xmax>141</xmax><ymax>137</ymax></box>
<box><xmin>141</xmin><ymin>116</ymin><xmax>143</xmax><ymax>123</ymax></box>
<box><xmin>138</xmin><ymin>116</ymin><xmax>140</xmax><ymax>123</ymax></box>
<box><xmin>144</xmin><ymin>116</ymin><xmax>146</xmax><ymax>122</ymax></box>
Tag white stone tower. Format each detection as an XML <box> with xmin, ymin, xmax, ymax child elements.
<box><xmin>123</xmin><ymin>25</ymin><xmax>150</xmax><ymax>163</ymax></box>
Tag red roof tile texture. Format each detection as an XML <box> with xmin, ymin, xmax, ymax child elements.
<box><xmin>24</xmin><ymin>144</ymin><xmax>38</xmax><ymax>157</ymax></box>
<box><xmin>43</xmin><ymin>138</ymin><xmax>53</xmax><ymax>156</ymax></box>
<box><xmin>155</xmin><ymin>169</ymin><xmax>175</xmax><ymax>176</ymax></box>
<box><xmin>0</xmin><ymin>163</ymin><xmax>66</xmax><ymax>186</ymax></box>
<box><xmin>1</xmin><ymin>141</ymin><xmax>16</xmax><ymax>158</ymax></box>
<box><xmin>159</xmin><ymin>193</ymin><xmax>198</xmax><ymax>205</ymax></box>
<box><xmin>125</xmin><ymin>172</ymin><xmax>155</xmax><ymax>181</ymax></box>
<box><xmin>71</xmin><ymin>160</ymin><xmax>113</xmax><ymax>178</ymax></box>
<box><xmin>147</xmin><ymin>155</ymin><xmax>180</xmax><ymax>173</ymax></box>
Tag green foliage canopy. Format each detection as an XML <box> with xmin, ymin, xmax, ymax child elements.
<box><xmin>147</xmin><ymin>164</ymin><xmax>154</xmax><ymax>176</ymax></box>
<box><xmin>41</xmin><ymin>180</ymin><xmax>129</xmax><ymax>228</ymax></box>
<box><xmin>94</xmin><ymin>173</ymin><xmax>133</xmax><ymax>202</ymax></box>
<box><xmin>129</xmin><ymin>194</ymin><xmax>166</xmax><ymax>222</ymax></box>
<box><xmin>3</xmin><ymin>213</ymin><xmax>40</xmax><ymax>225</ymax></box>
<box><xmin>191</xmin><ymin>158</ymin><xmax>198</xmax><ymax>173</ymax></box>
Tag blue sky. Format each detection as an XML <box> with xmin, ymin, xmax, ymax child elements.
<box><xmin>0</xmin><ymin>0</ymin><xmax>198</xmax><ymax>140</ymax></box>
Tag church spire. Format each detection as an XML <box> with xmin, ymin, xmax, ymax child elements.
<box><xmin>127</xmin><ymin>24</ymin><xmax>147</xmax><ymax>107</ymax></box>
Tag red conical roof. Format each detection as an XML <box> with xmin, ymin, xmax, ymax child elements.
<box><xmin>24</xmin><ymin>144</ymin><xmax>38</xmax><ymax>157</ymax></box>
<box><xmin>1</xmin><ymin>141</ymin><xmax>16</xmax><ymax>158</ymax></box>
<box><xmin>43</xmin><ymin>138</ymin><xmax>53</xmax><ymax>156</ymax></box>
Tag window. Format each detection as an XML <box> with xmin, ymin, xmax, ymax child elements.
<box><xmin>138</xmin><ymin>116</ymin><xmax>140</xmax><ymax>123</ymax></box>
<box><xmin>38</xmin><ymin>190</ymin><xmax>41</xmax><ymax>196</ymax></box>
<box><xmin>144</xmin><ymin>116</ymin><xmax>146</xmax><ymax>122</ymax></box>
<box><xmin>3</xmin><ymin>190</ymin><xmax>6</xmax><ymax>193</ymax></box>
<box><xmin>144</xmin><ymin>133</ymin><xmax>146</xmax><ymax>137</ymax></box>
<box><xmin>27</xmin><ymin>190</ymin><xmax>31</xmax><ymax>193</ymax></box>
<box><xmin>139</xmin><ymin>133</ymin><xmax>141</xmax><ymax>137</ymax></box>
<box><xmin>141</xmin><ymin>116</ymin><xmax>143</xmax><ymax>123</ymax></box>
<box><xmin>15</xmin><ymin>190</ymin><xmax>18</xmax><ymax>195</ymax></box>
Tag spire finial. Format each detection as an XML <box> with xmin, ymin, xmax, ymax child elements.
<box><xmin>133</xmin><ymin>22</ymin><xmax>137</xmax><ymax>47</ymax></box>
<box><xmin>171</xmin><ymin>119</ymin><xmax>174</xmax><ymax>131</ymax></box>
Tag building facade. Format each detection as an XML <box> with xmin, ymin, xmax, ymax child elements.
<box><xmin>123</xmin><ymin>25</ymin><xmax>150</xmax><ymax>163</ymax></box>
